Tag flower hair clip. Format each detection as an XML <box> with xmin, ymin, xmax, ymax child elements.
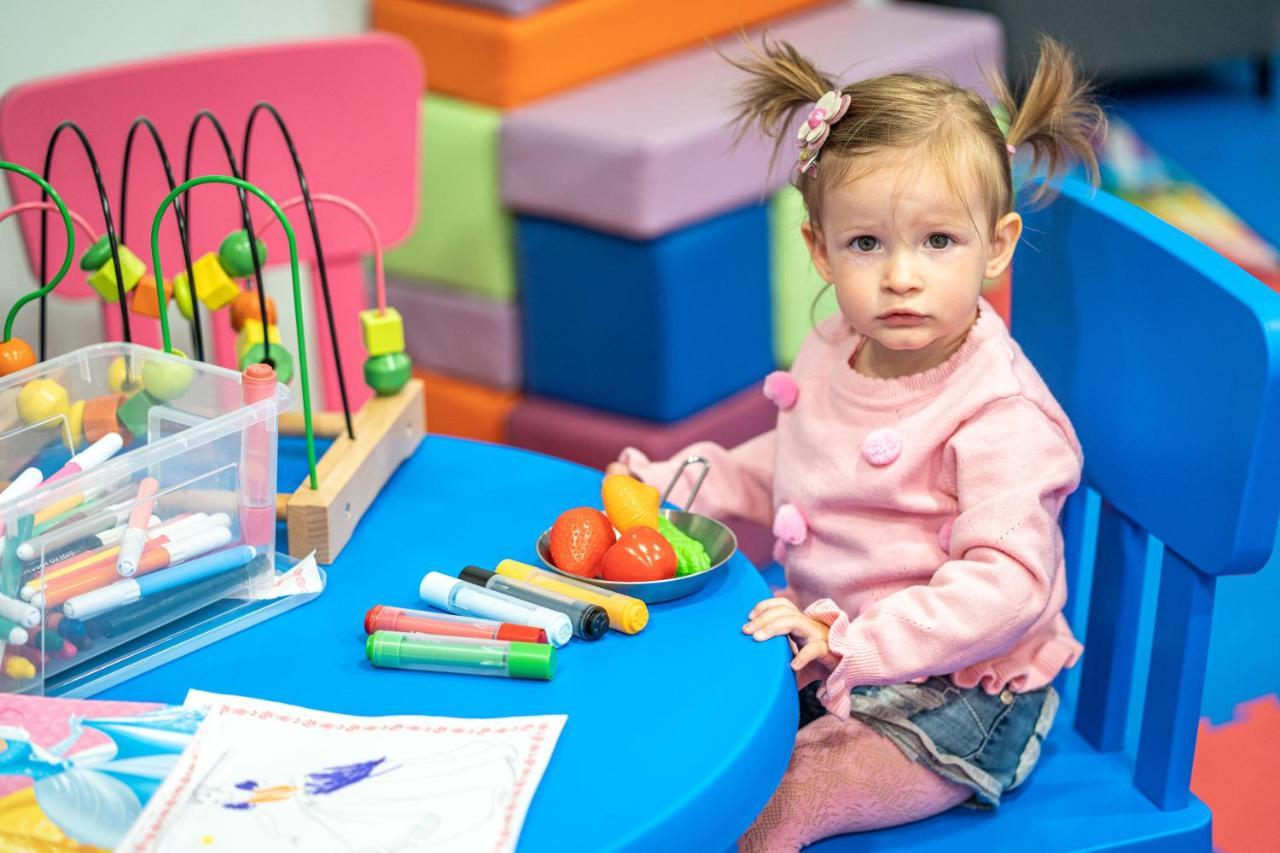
<box><xmin>795</xmin><ymin>90</ymin><xmax>851</xmax><ymax>176</ymax></box>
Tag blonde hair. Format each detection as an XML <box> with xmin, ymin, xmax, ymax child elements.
<box><xmin>725</xmin><ymin>35</ymin><xmax>1107</xmax><ymax>232</ymax></box>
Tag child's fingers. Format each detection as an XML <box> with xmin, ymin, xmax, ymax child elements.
<box><xmin>746</xmin><ymin>597</ymin><xmax>798</xmax><ymax>621</ymax></box>
<box><xmin>746</xmin><ymin>611</ymin><xmax>809</xmax><ymax>642</ymax></box>
<box><xmin>790</xmin><ymin>640</ymin><xmax>829</xmax><ymax>672</ymax></box>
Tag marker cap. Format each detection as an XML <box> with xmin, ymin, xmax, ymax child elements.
<box><xmin>459</xmin><ymin>566</ymin><xmax>494</xmax><ymax>586</ymax></box>
<box><xmin>495</xmin><ymin>624</ymin><xmax>547</xmax><ymax>644</ymax></box>
<box><xmin>418</xmin><ymin>571</ymin><xmax>460</xmax><ymax>606</ymax></box>
<box><xmin>506</xmin><ymin>641</ymin><xmax>556</xmax><ymax>681</ymax></box>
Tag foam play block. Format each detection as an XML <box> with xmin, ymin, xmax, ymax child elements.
<box><xmin>386</xmin><ymin>276</ymin><xmax>521</xmax><ymax>390</ymax></box>
<box><xmin>507</xmin><ymin>381</ymin><xmax>776</xmax><ymax>472</ymax></box>
<box><xmin>417</xmin><ymin>368</ymin><xmax>520</xmax><ymax>443</ymax></box>
<box><xmin>519</xmin><ymin>204</ymin><xmax>773</xmax><ymax>422</ymax></box>
<box><xmin>771</xmin><ymin>186</ymin><xmax>839</xmax><ymax>368</ymax></box>
<box><xmin>373</xmin><ymin>0</ymin><xmax>824</xmax><ymax>107</ymax></box>
<box><xmin>502</xmin><ymin>1</ymin><xmax>1001</xmax><ymax>238</ymax></box>
<box><xmin>384</xmin><ymin>95</ymin><xmax>515</xmax><ymax>300</ymax></box>
<box><xmin>440</xmin><ymin>0</ymin><xmax>561</xmax><ymax>14</ymax></box>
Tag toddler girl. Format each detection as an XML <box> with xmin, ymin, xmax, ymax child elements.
<box><xmin>606</xmin><ymin>35</ymin><xmax>1106</xmax><ymax>850</ymax></box>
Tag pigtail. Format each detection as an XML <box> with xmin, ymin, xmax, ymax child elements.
<box><xmin>721</xmin><ymin>37</ymin><xmax>836</xmax><ymax>172</ymax></box>
<box><xmin>991</xmin><ymin>35</ymin><xmax>1107</xmax><ymax>203</ymax></box>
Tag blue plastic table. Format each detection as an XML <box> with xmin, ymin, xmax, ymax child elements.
<box><xmin>97</xmin><ymin>436</ymin><xmax>798</xmax><ymax>851</ymax></box>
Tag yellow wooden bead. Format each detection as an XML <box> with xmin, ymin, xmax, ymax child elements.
<box><xmin>171</xmin><ymin>271</ymin><xmax>195</xmax><ymax>320</ymax></box>
<box><xmin>62</xmin><ymin>399</ymin><xmax>86</xmax><ymax>450</ymax></box>
<box><xmin>171</xmin><ymin>252</ymin><xmax>239</xmax><ymax>314</ymax></box>
<box><xmin>106</xmin><ymin>355</ymin><xmax>144</xmax><ymax>394</ymax></box>
<box><xmin>18</xmin><ymin>379</ymin><xmax>70</xmax><ymax>429</ymax></box>
<box><xmin>359</xmin><ymin>307</ymin><xmax>405</xmax><ymax>357</ymax></box>
<box><xmin>236</xmin><ymin>318</ymin><xmax>282</xmax><ymax>364</ymax></box>
<box><xmin>86</xmin><ymin>245</ymin><xmax>146</xmax><ymax>302</ymax></box>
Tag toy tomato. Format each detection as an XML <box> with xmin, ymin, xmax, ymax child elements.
<box><xmin>601</xmin><ymin>526</ymin><xmax>677</xmax><ymax>582</ymax></box>
<box><xmin>0</xmin><ymin>338</ymin><xmax>36</xmax><ymax>377</ymax></box>
<box><xmin>601</xmin><ymin>474</ymin><xmax>660</xmax><ymax>533</ymax></box>
<box><xmin>549</xmin><ymin>507</ymin><xmax>615</xmax><ymax>577</ymax></box>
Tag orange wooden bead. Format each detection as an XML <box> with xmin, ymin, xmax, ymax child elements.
<box><xmin>229</xmin><ymin>291</ymin><xmax>277</xmax><ymax>332</ymax></box>
<box><xmin>82</xmin><ymin>393</ymin><xmax>129</xmax><ymax>446</ymax></box>
<box><xmin>130</xmin><ymin>275</ymin><xmax>172</xmax><ymax>318</ymax></box>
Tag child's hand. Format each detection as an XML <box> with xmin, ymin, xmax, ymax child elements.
<box><xmin>744</xmin><ymin>597</ymin><xmax>840</xmax><ymax>673</ymax></box>
<box><xmin>604</xmin><ymin>462</ymin><xmax>631</xmax><ymax>477</ymax></box>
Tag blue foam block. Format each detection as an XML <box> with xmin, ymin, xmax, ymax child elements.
<box><xmin>519</xmin><ymin>204</ymin><xmax>773</xmax><ymax>421</ymax></box>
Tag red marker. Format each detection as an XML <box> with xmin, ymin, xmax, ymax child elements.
<box><xmin>363</xmin><ymin>605</ymin><xmax>547</xmax><ymax>645</ymax></box>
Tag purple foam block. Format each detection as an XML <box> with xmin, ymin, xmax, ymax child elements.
<box><xmin>502</xmin><ymin>1</ymin><xmax>1001</xmax><ymax>238</ymax></box>
<box><xmin>507</xmin><ymin>381</ymin><xmax>776</xmax><ymax>472</ymax></box>
<box><xmin>383</xmin><ymin>276</ymin><xmax>522</xmax><ymax>390</ymax></box>
<box><xmin>437</xmin><ymin>0</ymin><xmax>562</xmax><ymax>14</ymax></box>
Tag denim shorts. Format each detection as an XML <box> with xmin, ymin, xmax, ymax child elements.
<box><xmin>799</xmin><ymin>677</ymin><xmax>1058</xmax><ymax>807</ymax></box>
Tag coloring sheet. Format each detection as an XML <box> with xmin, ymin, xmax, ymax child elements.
<box><xmin>0</xmin><ymin>693</ymin><xmax>202</xmax><ymax>851</ymax></box>
<box><xmin>118</xmin><ymin>690</ymin><xmax>566</xmax><ymax>853</ymax></box>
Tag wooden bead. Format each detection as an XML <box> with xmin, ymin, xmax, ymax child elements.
<box><xmin>230</xmin><ymin>291</ymin><xmax>277</xmax><ymax>332</ymax></box>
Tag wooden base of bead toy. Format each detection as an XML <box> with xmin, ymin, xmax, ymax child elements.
<box><xmin>279</xmin><ymin>378</ymin><xmax>424</xmax><ymax>564</ymax></box>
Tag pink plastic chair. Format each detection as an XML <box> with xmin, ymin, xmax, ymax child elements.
<box><xmin>0</xmin><ymin>34</ymin><xmax>422</xmax><ymax>413</ymax></box>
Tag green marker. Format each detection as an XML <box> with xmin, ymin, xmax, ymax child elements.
<box><xmin>366</xmin><ymin>630</ymin><xmax>555</xmax><ymax>681</ymax></box>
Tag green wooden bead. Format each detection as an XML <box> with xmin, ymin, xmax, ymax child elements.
<box><xmin>79</xmin><ymin>235</ymin><xmax>113</xmax><ymax>272</ymax></box>
<box><xmin>218</xmin><ymin>230</ymin><xmax>268</xmax><ymax>278</ymax></box>
<box><xmin>240</xmin><ymin>342</ymin><xmax>294</xmax><ymax>384</ymax></box>
<box><xmin>141</xmin><ymin>349</ymin><xmax>195</xmax><ymax>401</ymax></box>
<box><xmin>116</xmin><ymin>390</ymin><xmax>160</xmax><ymax>439</ymax></box>
<box><xmin>364</xmin><ymin>352</ymin><xmax>411</xmax><ymax>396</ymax></box>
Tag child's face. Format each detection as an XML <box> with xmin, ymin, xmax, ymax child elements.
<box><xmin>803</xmin><ymin>148</ymin><xmax>1021</xmax><ymax>376</ymax></box>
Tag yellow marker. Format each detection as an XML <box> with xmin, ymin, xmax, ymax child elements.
<box><xmin>33</xmin><ymin>490</ymin><xmax>92</xmax><ymax>527</ymax></box>
<box><xmin>3</xmin><ymin>654</ymin><xmax>35</xmax><ymax>680</ymax></box>
<box><xmin>495</xmin><ymin>559</ymin><xmax>648</xmax><ymax>634</ymax></box>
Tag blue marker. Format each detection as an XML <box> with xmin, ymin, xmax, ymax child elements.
<box><xmin>62</xmin><ymin>545</ymin><xmax>256</xmax><ymax>620</ymax></box>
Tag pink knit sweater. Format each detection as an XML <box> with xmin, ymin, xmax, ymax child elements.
<box><xmin>621</xmin><ymin>301</ymin><xmax>1084</xmax><ymax>717</ymax></box>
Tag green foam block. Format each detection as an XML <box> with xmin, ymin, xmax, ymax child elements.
<box><xmin>116</xmin><ymin>390</ymin><xmax>160</xmax><ymax>439</ymax></box>
<box><xmin>384</xmin><ymin>94</ymin><xmax>515</xmax><ymax>302</ymax></box>
<box><xmin>770</xmin><ymin>186</ymin><xmax>840</xmax><ymax>368</ymax></box>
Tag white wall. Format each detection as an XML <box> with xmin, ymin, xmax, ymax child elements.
<box><xmin>0</xmin><ymin>0</ymin><xmax>368</xmax><ymax>357</ymax></box>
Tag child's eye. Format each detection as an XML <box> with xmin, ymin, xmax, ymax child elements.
<box><xmin>851</xmin><ymin>235</ymin><xmax>880</xmax><ymax>252</ymax></box>
<box><xmin>926</xmin><ymin>233</ymin><xmax>954</xmax><ymax>249</ymax></box>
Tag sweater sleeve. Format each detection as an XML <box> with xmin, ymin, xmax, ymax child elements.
<box><xmin>806</xmin><ymin>396</ymin><xmax>1082</xmax><ymax>716</ymax></box>
<box><xmin>618</xmin><ymin>430</ymin><xmax>777</xmax><ymax>527</ymax></box>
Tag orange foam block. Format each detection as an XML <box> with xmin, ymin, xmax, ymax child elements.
<box><xmin>416</xmin><ymin>369</ymin><xmax>520</xmax><ymax>443</ymax></box>
<box><xmin>373</xmin><ymin>0</ymin><xmax>826</xmax><ymax>107</ymax></box>
<box><xmin>1192</xmin><ymin>694</ymin><xmax>1280</xmax><ymax>852</ymax></box>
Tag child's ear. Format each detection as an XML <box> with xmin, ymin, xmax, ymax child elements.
<box><xmin>984</xmin><ymin>212</ymin><xmax>1023</xmax><ymax>279</ymax></box>
<box><xmin>801</xmin><ymin>220</ymin><xmax>836</xmax><ymax>284</ymax></box>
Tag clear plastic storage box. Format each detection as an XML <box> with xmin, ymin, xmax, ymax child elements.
<box><xmin>0</xmin><ymin>342</ymin><xmax>322</xmax><ymax>697</ymax></box>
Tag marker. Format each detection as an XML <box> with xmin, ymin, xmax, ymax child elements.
<box><xmin>1</xmin><ymin>516</ymin><xmax>33</xmax><ymax>600</ymax></box>
<box><xmin>116</xmin><ymin>477</ymin><xmax>160</xmax><ymax>576</ymax></box>
<box><xmin>240</xmin><ymin>363</ymin><xmax>277</xmax><ymax>549</ymax></box>
<box><xmin>63</xmin><ymin>545</ymin><xmax>255</xmax><ymax>620</ymax></box>
<box><xmin>494</xmin><ymin>559</ymin><xmax>649</xmax><ymax>634</ymax></box>
<box><xmin>2</xmin><ymin>652</ymin><xmax>35</xmax><ymax>680</ymax></box>
<box><xmin>459</xmin><ymin>566</ymin><xmax>608</xmax><ymax>641</ymax></box>
<box><xmin>418</xmin><ymin>571</ymin><xmax>573</xmax><ymax>648</ymax></box>
<box><xmin>38</xmin><ymin>524</ymin><xmax>233</xmax><ymax>609</ymax></box>
<box><xmin>363</xmin><ymin>605</ymin><xmax>547</xmax><ymax>645</ymax></box>
<box><xmin>0</xmin><ymin>468</ymin><xmax>43</xmax><ymax>506</ymax></box>
<box><xmin>32</xmin><ymin>485</ymin><xmax>105</xmax><ymax>528</ymax></box>
<box><xmin>367</xmin><ymin>630</ymin><xmax>555</xmax><ymax>681</ymax></box>
<box><xmin>44</xmin><ymin>433</ymin><xmax>123</xmax><ymax>485</ymax></box>
<box><xmin>30</xmin><ymin>482</ymin><xmax>138</xmax><ymax>537</ymax></box>
<box><xmin>0</xmin><ymin>468</ymin><xmax>42</xmax><ymax>554</ymax></box>
<box><xmin>20</xmin><ymin>515</ymin><xmax>160</xmax><ymax>565</ymax></box>
<box><xmin>0</xmin><ymin>616</ymin><xmax>29</xmax><ymax>645</ymax></box>
<box><xmin>82</xmin><ymin>569</ymin><xmax>248</xmax><ymax>640</ymax></box>
<box><xmin>22</xmin><ymin>514</ymin><xmax>212</xmax><ymax>601</ymax></box>
<box><xmin>0</xmin><ymin>593</ymin><xmax>39</xmax><ymax>628</ymax></box>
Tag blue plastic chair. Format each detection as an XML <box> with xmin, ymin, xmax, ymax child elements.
<box><xmin>807</xmin><ymin>176</ymin><xmax>1280</xmax><ymax>851</ymax></box>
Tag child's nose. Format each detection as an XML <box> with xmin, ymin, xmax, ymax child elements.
<box><xmin>883</xmin><ymin>251</ymin><xmax>922</xmax><ymax>294</ymax></box>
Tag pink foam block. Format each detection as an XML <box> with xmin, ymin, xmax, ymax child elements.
<box><xmin>501</xmin><ymin>1</ymin><xmax>1001</xmax><ymax>238</ymax></box>
<box><xmin>385</xmin><ymin>276</ymin><xmax>521</xmax><ymax>390</ymax></box>
<box><xmin>507</xmin><ymin>380</ymin><xmax>775</xmax><ymax>473</ymax></box>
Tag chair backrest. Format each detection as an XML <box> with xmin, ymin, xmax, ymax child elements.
<box><xmin>0</xmin><ymin>35</ymin><xmax>421</xmax><ymax>410</ymax></box>
<box><xmin>1014</xmin><ymin>176</ymin><xmax>1280</xmax><ymax>810</ymax></box>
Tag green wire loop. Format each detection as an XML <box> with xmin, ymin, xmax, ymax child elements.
<box><xmin>1</xmin><ymin>161</ymin><xmax>76</xmax><ymax>342</ymax></box>
<box><xmin>150</xmin><ymin>175</ymin><xmax>317</xmax><ymax>489</ymax></box>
